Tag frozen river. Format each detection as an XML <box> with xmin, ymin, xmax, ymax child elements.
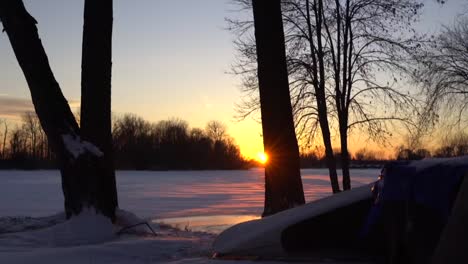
<box><xmin>0</xmin><ymin>169</ymin><xmax>380</xmax><ymax>263</ymax></box>
<box><xmin>0</xmin><ymin>168</ymin><xmax>378</xmax><ymax>219</ymax></box>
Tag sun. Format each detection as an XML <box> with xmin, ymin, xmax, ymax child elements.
<box><xmin>257</xmin><ymin>152</ymin><xmax>268</xmax><ymax>164</ymax></box>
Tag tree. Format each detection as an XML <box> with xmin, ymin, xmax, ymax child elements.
<box><xmin>231</xmin><ymin>0</ymin><xmax>423</xmax><ymax>191</ymax></box>
<box><xmin>285</xmin><ymin>0</ymin><xmax>423</xmax><ymax>190</ymax></box>
<box><xmin>9</xmin><ymin>126</ymin><xmax>27</xmax><ymax>159</ymax></box>
<box><xmin>229</xmin><ymin>0</ymin><xmax>340</xmax><ymax>194</ymax></box>
<box><xmin>354</xmin><ymin>148</ymin><xmax>377</xmax><ymax>161</ymax></box>
<box><xmin>434</xmin><ymin>132</ymin><xmax>468</xmax><ymax>157</ymax></box>
<box><xmin>21</xmin><ymin>112</ymin><xmax>40</xmax><ymax>158</ymax></box>
<box><xmin>0</xmin><ymin>0</ymin><xmax>116</xmax><ymax>221</ymax></box>
<box><xmin>0</xmin><ymin>119</ymin><xmax>7</xmax><ymax>159</ymax></box>
<box><xmin>251</xmin><ymin>0</ymin><xmax>305</xmax><ymax>216</ymax></box>
<box><xmin>205</xmin><ymin>120</ymin><xmax>227</xmax><ymax>142</ymax></box>
<box><xmin>416</xmin><ymin>17</ymin><xmax>468</xmax><ymax>126</ymax></box>
<box><xmin>80</xmin><ymin>0</ymin><xmax>118</xmax><ymax>220</ymax></box>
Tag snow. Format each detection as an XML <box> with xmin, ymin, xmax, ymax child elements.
<box><xmin>212</xmin><ymin>184</ymin><xmax>373</xmax><ymax>257</ymax></box>
<box><xmin>0</xmin><ymin>207</ymin><xmax>114</xmax><ymax>248</ymax></box>
<box><xmin>0</xmin><ymin>213</ymin><xmax>65</xmax><ymax>234</ymax></box>
<box><xmin>0</xmin><ymin>169</ymin><xmax>379</xmax><ymax>218</ymax></box>
<box><xmin>0</xmin><ymin>169</ymin><xmax>380</xmax><ymax>263</ymax></box>
<box><xmin>409</xmin><ymin>155</ymin><xmax>468</xmax><ymax>171</ymax></box>
<box><xmin>115</xmin><ymin>208</ymin><xmax>157</xmax><ymax>235</ymax></box>
<box><xmin>61</xmin><ymin>134</ymin><xmax>103</xmax><ymax>158</ymax></box>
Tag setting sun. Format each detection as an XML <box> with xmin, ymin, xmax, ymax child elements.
<box><xmin>257</xmin><ymin>152</ymin><xmax>268</xmax><ymax>164</ymax></box>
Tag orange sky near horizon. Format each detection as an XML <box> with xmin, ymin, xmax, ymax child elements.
<box><xmin>0</xmin><ymin>0</ymin><xmax>464</xmax><ymax>162</ymax></box>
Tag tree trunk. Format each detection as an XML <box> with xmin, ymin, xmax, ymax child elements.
<box><xmin>81</xmin><ymin>0</ymin><xmax>118</xmax><ymax>220</ymax></box>
<box><xmin>252</xmin><ymin>0</ymin><xmax>305</xmax><ymax>217</ymax></box>
<box><xmin>318</xmin><ymin>106</ymin><xmax>341</xmax><ymax>193</ymax></box>
<box><xmin>0</xmin><ymin>0</ymin><xmax>115</xmax><ymax>221</ymax></box>
<box><xmin>2</xmin><ymin>123</ymin><xmax>7</xmax><ymax>159</ymax></box>
<box><xmin>308</xmin><ymin>0</ymin><xmax>340</xmax><ymax>194</ymax></box>
<box><xmin>340</xmin><ymin>123</ymin><xmax>351</xmax><ymax>190</ymax></box>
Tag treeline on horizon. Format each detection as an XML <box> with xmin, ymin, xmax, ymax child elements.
<box><xmin>300</xmin><ymin>132</ymin><xmax>468</xmax><ymax>169</ymax></box>
<box><xmin>0</xmin><ymin>112</ymin><xmax>252</xmax><ymax>170</ymax></box>
<box><xmin>1</xmin><ymin>112</ymin><xmax>467</xmax><ymax>170</ymax></box>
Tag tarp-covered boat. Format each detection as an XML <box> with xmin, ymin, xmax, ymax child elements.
<box><xmin>213</xmin><ymin>156</ymin><xmax>468</xmax><ymax>263</ymax></box>
<box><xmin>213</xmin><ymin>184</ymin><xmax>383</xmax><ymax>261</ymax></box>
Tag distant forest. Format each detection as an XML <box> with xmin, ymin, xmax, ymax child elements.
<box><xmin>0</xmin><ymin>112</ymin><xmax>467</xmax><ymax>170</ymax></box>
<box><xmin>0</xmin><ymin>112</ymin><xmax>252</xmax><ymax>170</ymax></box>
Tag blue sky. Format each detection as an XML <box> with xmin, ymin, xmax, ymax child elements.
<box><xmin>0</xmin><ymin>0</ymin><xmax>466</xmax><ymax>158</ymax></box>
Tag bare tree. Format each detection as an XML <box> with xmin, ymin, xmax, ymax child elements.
<box><xmin>433</xmin><ymin>132</ymin><xmax>468</xmax><ymax>157</ymax></box>
<box><xmin>251</xmin><ymin>0</ymin><xmax>305</xmax><ymax>216</ymax></box>
<box><xmin>416</xmin><ymin>17</ymin><xmax>468</xmax><ymax>127</ymax></box>
<box><xmin>21</xmin><ymin>112</ymin><xmax>40</xmax><ymax>158</ymax></box>
<box><xmin>0</xmin><ymin>0</ymin><xmax>116</xmax><ymax>221</ymax></box>
<box><xmin>205</xmin><ymin>120</ymin><xmax>227</xmax><ymax>142</ymax></box>
<box><xmin>80</xmin><ymin>0</ymin><xmax>118</xmax><ymax>220</ymax></box>
<box><xmin>230</xmin><ymin>0</ymin><xmax>423</xmax><ymax>191</ymax></box>
<box><xmin>9</xmin><ymin>126</ymin><xmax>27</xmax><ymax>158</ymax></box>
<box><xmin>0</xmin><ymin>119</ymin><xmax>7</xmax><ymax>159</ymax></box>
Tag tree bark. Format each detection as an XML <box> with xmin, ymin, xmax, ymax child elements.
<box><xmin>340</xmin><ymin>123</ymin><xmax>351</xmax><ymax>190</ymax></box>
<box><xmin>81</xmin><ymin>0</ymin><xmax>118</xmax><ymax>221</ymax></box>
<box><xmin>0</xmin><ymin>0</ymin><xmax>115</xmax><ymax>221</ymax></box>
<box><xmin>318</xmin><ymin>105</ymin><xmax>341</xmax><ymax>193</ymax></box>
<box><xmin>308</xmin><ymin>0</ymin><xmax>340</xmax><ymax>193</ymax></box>
<box><xmin>341</xmin><ymin>1</ymin><xmax>352</xmax><ymax>191</ymax></box>
<box><xmin>252</xmin><ymin>0</ymin><xmax>306</xmax><ymax>217</ymax></box>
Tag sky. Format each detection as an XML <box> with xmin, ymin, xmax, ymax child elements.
<box><xmin>0</xmin><ymin>0</ymin><xmax>466</xmax><ymax>159</ymax></box>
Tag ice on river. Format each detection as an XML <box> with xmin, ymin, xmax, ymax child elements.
<box><xmin>0</xmin><ymin>168</ymin><xmax>379</xmax><ymax>263</ymax></box>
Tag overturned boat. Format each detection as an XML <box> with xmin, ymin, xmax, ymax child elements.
<box><xmin>213</xmin><ymin>184</ymin><xmax>383</xmax><ymax>261</ymax></box>
<box><xmin>213</xmin><ymin>156</ymin><xmax>468</xmax><ymax>263</ymax></box>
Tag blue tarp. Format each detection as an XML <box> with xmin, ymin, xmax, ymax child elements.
<box><xmin>361</xmin><ymin>158</ymin><xmax>468</xmax><ymax>237</ymax></box>
<box><xmin>382</xmin><ymin>160</ymin><xmax>468</xmax><ymax>219</ymax></box>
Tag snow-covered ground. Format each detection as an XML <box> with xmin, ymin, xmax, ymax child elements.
<box><xmin>0</xmin><ymin>169</ymin><xmax>379</xmax><ymax>263</ymax></box>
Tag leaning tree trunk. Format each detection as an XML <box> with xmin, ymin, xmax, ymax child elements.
<box><xmin>252</xmin><ymin>0</ymin><xmax>306</xmax><ymax>217</ymax></box>
<box><xmin>0</xmin><ymin>0</ymin><xmax>116</xmax><ymax>221</ymax></box>
<box><xmin>81</xmin><ymin>0</ymin><xmax>118</xmax><ymax>220</ymax></box>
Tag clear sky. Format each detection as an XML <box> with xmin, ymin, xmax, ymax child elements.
<box><xmin>0</xmin><ymin>0</ymin><xmax>466</xmax><ymax>159</ymax></box>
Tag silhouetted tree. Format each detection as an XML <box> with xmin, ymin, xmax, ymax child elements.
<box><xmin>395</xmin><ymin>147</ymin><xmax>430</xmax><ymax>160</ymax></box>
<box><xmin>111</xmin><ymin>114</ymin><xmax>247</xmax><ymax>170</ymax></box>
<box><xmin>0</xmin><ymin>119</ymin><xmax>7</xmax><ymax>159</ymax></box>
<box><xmin>434</xmin><ymin>132</ymin><xmax>468</xmax><ymax>157</ymax></box>
<box><xmin>280</xmin><ymin>0</ymin><xmax>422</xmax><ymax>190</ymax></box>
<box><xmin>112</xmin><ymin>114</ymin><xmax>152</xmax><ymax>169</ymax></box>
<box><xmin>80</xmin><ymin>0</ymin><xmax>118</xmax><ymax>219</ymax></box>
<box><xmin>416</xmin><ymin>17</ymin><xmax>468</xmax><ymax>126</ymax></box>
<box><xmin>205</xmin><ymin>120</ymin><xmax>227</xmax><ymax>142</ymax></box>
<box><xmin>251</xmin><ymin>0</ymin><xmax>305</xmax><ymax>216</ymax></box>
<box><xmin>9</xmin><ymin>127</ymin><xmax>27</xmax><ymax>160</ymax></box>
<box><xmin>0</xmin><ymin>0</ymin><xmax>116</xmax><ymax>221</ymax></box>
<box><xmin>231</xmin><ymin>0</ymin><xmax>423</xmax><ymax>192</ymax></box>
<box><xmin>354</xmin><ymin>148</ymin><xmax>376</xmax><ymax>161</ymax></box>
<box><xmin>21</xmin><ymin>112</ymin><xmax>40</xmax><ymax>158</ymax></box>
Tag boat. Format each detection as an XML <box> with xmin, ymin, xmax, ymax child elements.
<box><xmin>214</xmin><ymin>156</ymin><xmax>468</xmax><ymax>263</ymax></box>
<box><xmin>213</xmin><ymin>183</ymin><xmax>384</xmax><ymax>261</ymax></box>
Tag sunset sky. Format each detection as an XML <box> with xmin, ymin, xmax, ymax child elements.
<box><xmin>0</xmin><ymin>0</ymin><xmax>466</xmax><ymax>159</ymax></box>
